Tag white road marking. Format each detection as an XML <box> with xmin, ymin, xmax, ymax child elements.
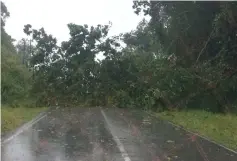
<box><xmin>2</xmin><ymin>113</ymin><xmax>47</xmax><ymax>144</ymax></box>
<box><xmin>101</xmin><ymin>109</ymin><xmax>131</xmax><ymax>161</ymax></box>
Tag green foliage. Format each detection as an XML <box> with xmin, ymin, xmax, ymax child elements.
<box><xmin>1</xmin><ymin>55</ymin><xmax>31</xmax><ymax>104</ymax></box>
<box><xmin>3</xmin><ymin>1</ymin><xmax>236</xmax><ymax>113</ymax></box>
<box><xmin>1</xmin><ymin>106</ymin><xmax>47</xmax><ymax>133</ymax></box>
<box><xmin>1</xmin><ymin>2</ymin><xmax>32</xmax><ymax>106</ymax></box>
<box><xmin>15</xmin><ymin>38</ymin><xmax>34</xmax><ymax>67</ymax></box>
<box><xmin>129</xmin><ymin>1</ymin><xmax>237</xmax><ymax>112</ymax></box>
<box><xmin>1</xmin><ymin>31</ymin><xmax>31</xmax><ymax>105</ymax></box>
<box><xmin>1</xmin><ymin>1</ymin><xmax>10</xmax><ymax>27</ymax></box>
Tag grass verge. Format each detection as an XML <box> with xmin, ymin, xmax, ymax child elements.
<box><xmin>156</xmin><ymin>110</ymin><xmax>237</xmax><ymax>151</ymax></box>
<box><xmin>1</xmin><ymin>106</ymin><xmax>47</xmax><ymax>134</ymax></box>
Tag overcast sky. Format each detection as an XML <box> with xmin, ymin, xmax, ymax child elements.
<box><xmin>3</xmin><ymin>0</ymin><xmax>144</xmax><ymax>44</ymax></box>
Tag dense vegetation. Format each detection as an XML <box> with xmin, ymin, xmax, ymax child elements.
<box><xmin>1</xmin><ymin>2</ymin><xmax>237</xmax><ymax>114</ymax></box>
<box><xmin>1</xmin><ymin>2</ymin><xmax>32</xmax><ymax>107</ymax></box>
<box><xmin>1</xmin><ymin>2</ymin><xmax>46</xmax><ymax>134</ymax></box>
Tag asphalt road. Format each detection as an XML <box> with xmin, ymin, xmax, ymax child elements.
<box><xmin>1</xmin><ymin>107</ymin><xmax>237</xmax><ymax>161</ymax></box>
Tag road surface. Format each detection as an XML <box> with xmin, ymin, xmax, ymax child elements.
<box><xmin>1</xmin><ymin>107</ymin><xmax>237</xmax><ymax>161</ymax></box>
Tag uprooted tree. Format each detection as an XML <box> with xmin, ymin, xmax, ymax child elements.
<box><xmin>2</xmin><ymin>1</ymin><xmax>237</xmax><ymax>113</ymax></box>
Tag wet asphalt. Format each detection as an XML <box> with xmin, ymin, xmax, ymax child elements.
<box><xmin>1</xmin><ymin>107</ymin><xmax>237</xmax><ymax>161</ymax></box>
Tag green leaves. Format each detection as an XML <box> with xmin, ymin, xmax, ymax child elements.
<box><xmin>1</xmin><ymin>37</ymin><xmax>31</xmax><ymax>104</ymax></box>
<box><xmin>1</xmin><ymin>2</ymin><xmax>10</xmax><ymax>27</ymax></box>
<box><xmin>21</xmin><ymin>21</ymin><xmax>123</xmax><ymax>105</ymax></box>
<box><xmin>4</xmin><ymin>1</ymin><xmax>233</xmax><ymax>113</ymax></box>
<box><xmin>23</xmin><ymin>24</ymin><xmax>32</xmax><ymax>35</ymax></box>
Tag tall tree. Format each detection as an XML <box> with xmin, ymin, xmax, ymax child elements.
<box><xmin>1</xmin><ymin>2</ymin><xmax>31</xmax><ymax>105</ymax></box>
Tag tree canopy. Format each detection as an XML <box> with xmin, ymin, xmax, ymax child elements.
<box><xmin>2</xmin><ymin>1</ymin><xmax>237</xmax><ymax>112</ymax></box>
<box><xmin>1</xmin><ymin>3</ymin><xmax>31</xmax><ymax>106</ymax></box>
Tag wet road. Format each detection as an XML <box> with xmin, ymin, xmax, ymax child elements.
<box><xmin>1</xmin><ymin>107</ymin><xmax>237</xmax><ymax>161</ymax></box>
